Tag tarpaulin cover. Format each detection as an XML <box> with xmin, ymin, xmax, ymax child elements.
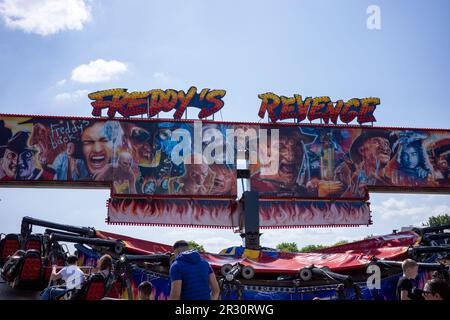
<box><xmin>76</xmin><ymin>242</ymin><xmax>433</xmax><ymax>300</ymax></box>
<box><xmin>314</xmin><ymin>231</ymin><xmax>420</xmax><ymax>254</ymax></box>
<box><xmin>204</xmin><ymin>231</ymin><xmax>420</xmax><ymax>273</ymax></box>
<box><xmin>96</xmin><ymin>230</ymin><xmax>420</xmax><ymax>273</ymax></box>
<box><xmin>96</xmin><ymin>230</ymin><xmax>172</xmax><ymax>255</ymax></box>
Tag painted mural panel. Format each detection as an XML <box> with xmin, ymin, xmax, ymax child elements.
<box><xmin>1</xmin><ymin>114</ymin><xmax>449</xmax><ymax>201</ymax></box>
<box><xmin>0</xmin><ymin>115</ymin><xmax>237</xmax><ymax>198</ymax></box>
<box><xmin>1</xmin><ymin>114</ymin><xmax>448</xmax><ymax>228</ymax></box>
<box><xmin>250</xmin><ymin>125</ymin><xmax>450</xmax><ymax>199</ymax></box>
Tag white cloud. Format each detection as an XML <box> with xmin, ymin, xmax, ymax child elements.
<box><xmin>0</xmin><ymin>0</ymin><xmax>91</xmax><ymax>36</ymax></box>
<box><xmin>431</xmin><ymin>205</ymin><xmax>450</xmax><ymax>215</ymax></box>
<box><xmin>71</xmin><ymin>59</ymin><xmax>127</xmax><ymax>83</ymax></box>
<box><xmin>151</xmin><ymin>72</ymin><xmax>183</xmax><ymax>87</ymax></box>
<box><xmin>381</xmin><ymin>197</ymin><xmax>407</xmax><ymax>210</ymax></box>
<box><xmin>375</xmin><ymin>204</ymin><xmax>426</xmax><ymax>220</ymax></box>
<box><xmin>55</xmin><ymin>89</ymin><xmax>89</xmax><ymax>102</ymax></box>
<box><xmin>153</xmin><ymin>72</ymin><xmax>172</xmax><ymax>83</ymax></box>
<box><xmin>373</xmin><ymin>197</ymin><xmax>450</xmax><ymax>223</ymax></box>
<box><xmin>56</xmin><ymin>79</ymin><xmax>66</xmax><ymax>86</ymax></box>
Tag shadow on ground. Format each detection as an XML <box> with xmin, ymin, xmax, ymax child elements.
<box><xmin>0</xmin><ymin>282</ymin><xmax>40</xmax><ymax>300</ymax></box>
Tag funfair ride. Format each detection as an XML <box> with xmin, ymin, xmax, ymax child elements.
<box><xmin>0</xmin><ymin>88</ymin><xmax>449</xmax><ymax>299</ymax></box>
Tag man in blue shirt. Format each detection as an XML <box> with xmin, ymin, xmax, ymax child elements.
<box><xmin>169</xmin><ymin>240</ymin><xmax>220</xmax><ymax>300</ymax></box>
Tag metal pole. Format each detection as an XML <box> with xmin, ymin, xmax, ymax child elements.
<box><xmin>241</xmin><ymin>191</ymin><xmax>260</xmax><ymax>249</ymax></box>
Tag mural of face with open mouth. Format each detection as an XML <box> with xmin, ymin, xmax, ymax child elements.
<box><xmin>1</xmin><ymin>148</ymin><xmax>18</xmax><ymax>178</ymax></box>
<box><xmin>81</xmin><ymin>122</ymin><xmax>113</xmax><ymax>177</ymax></box>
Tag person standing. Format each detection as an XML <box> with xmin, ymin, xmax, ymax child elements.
<box><xmin>396</xmin><ymin>259</ymin><xmax>422</xmax><ymax>300</ymax></box>
<box><xmin>169</xmin><ymin>240</ymin><xmax>220</xmax><ymax>300</ymax></box>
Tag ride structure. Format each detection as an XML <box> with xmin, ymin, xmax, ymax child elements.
<box><xmin>0</xmin><ymin>89</ymin><xmax>449</xmax><ymax>299</ymax></box>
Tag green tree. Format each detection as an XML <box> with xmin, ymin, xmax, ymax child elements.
<box><xmin>188</xmin><ymin>240</ymin><xmax>205</xmax><ymax>252</ymax></box>
<box><xmin>299</xmin><ymin>244</ymin><xmax>328</xmax><ymax>253</ymax></box>
<box><xmin>333</xmin><ymin>240</ymin><xmax>349</xmax><ymax>246</ymax></box>
<box><xmin>276</xmin><ymin>242</ymin><xmax>299</xmax><ymax>253</ymax></box>
<box><xmin>422</xmin><ymin>214</ymin><xmax>450</xmax><ymax>227</ymax></box>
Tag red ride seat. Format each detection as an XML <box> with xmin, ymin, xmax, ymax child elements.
<box><xmin>84</xmin><ymin>281</ymin><xmax>106</xmax><ymax>300</ymax></box>
<box><xmin>13</xmin><ymin>249</ymin><xmax>43</xmax><ymax>288</ymax></box>
<box><xmin>73</xmin><ymin>273</ymin><xmax>107</xmax><ymax>300</ymax></box>
<box><xmin>24</xmin><ymin>235</ymin><xmax>42</xmax><ymax>253</ymax></box>
<box><xmin>42</xmin><ymin>254</ymin><xmax>66</xmax><ymax>282</ymax></box>
<box><xmin>0</xmin><ymin>234</ymin><xmax>21</xmax><ymax>266</ymax></box>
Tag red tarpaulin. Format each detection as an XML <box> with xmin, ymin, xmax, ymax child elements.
<box><xmin>96</xmin><ymin>230</ymin><xmax>172</xmax><ymax>255</ymax></box>
<box><xmin>96</xmin><ymin>230</ymin><xmax>420</xmax><ymax>273</ymax></box>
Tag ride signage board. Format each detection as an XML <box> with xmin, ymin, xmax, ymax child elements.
<box><xmin>88</xmin><ymin>87</ymin><xmax>226</xmax><ymax>119</ymax></box>
<box><xmin>0</xmin><ymin>88</ymin><xmax>449</xmax><ymax>228</ymax></box>
<box><xmin>88</xmin><ymin>88</ymin><xmax>380</xmax><ymax>126</ymax></box>
<box><xmin>257</xmin><ymin>93</ymin><xmax>380</xmax><ymax>124</ymax></box>
<box><xmin>1</xmin><ymin>114</ymin><xmax>449</xmax><ymax>199</ymax></box>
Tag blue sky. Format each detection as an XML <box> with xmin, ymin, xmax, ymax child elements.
<box><xmin>0</xmin><ymin>0</ymin><xmax>449</xmax><ymax>252</ymax></box>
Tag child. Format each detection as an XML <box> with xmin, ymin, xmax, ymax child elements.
<box><xmin>396</xmin><ymin>259</ymin><xmax>421</xmax><ymax>300</ymax></box>
<box><xmin>138</xmin><ymin>281</ymin><xmax>153</xmax><ymax>300</ymax></box>
<box><xmin>40</xmin><ymin>255</ymin><xmax>85</xmax><ymax>300</ymax></box>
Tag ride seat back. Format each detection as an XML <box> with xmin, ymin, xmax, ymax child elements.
<box><xmin>84</xmin><ymin>281</ymin><xmax>106</xmax><ymax>300</ymax></box>
<box><xmin>18</xmin><ymin>250</ymin><xmax>42</xmax><ymax>282</ymax></box>
<box><xmin>0</xmin><ymin>234</ymin><xmax>21</xmax><ymax>266</ymax></box>
<box><xmin>73</xmin><ymin>273</ymin><xmax>107</xmax><ymax>300</ymax></box>
<box><xmin>42</xmin><ymin>254</ymin><xmax>66</xmax><ymax>282</ymax></box>
<box><xmin>24</xmin><ymin>235</ymin><xmax>42</xmax><ymax>253</ymax></box>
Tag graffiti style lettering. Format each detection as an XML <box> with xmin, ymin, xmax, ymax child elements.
<box><xmin>358</xmin><ymin>97</ymin><xmax>380</xmax><ymax>124</ymax></box>
<box><xmin>89</xmin><ymin>87</ymin><xmax>226</xmax><ymax>119</ymax></box>
<box><xmin>295</xmin><ymin>94</ymin><xmax>310</xmax><ymax>122</ymax></box>
<box><xmin>49</xmin><ymin>120</ymin><xmax>90</xmax><ymax>149</ymax></box>
<box><xmin>308</xmin><ymin>97</ymin><xmax>331</xmax><ymax>122</ymax></box>
<box><xmin>257</xmin><ymin>92</ymin><xmax>281</xmax><ymax>121</ymax></box>
<box><xmin>173</xmin><ymin>86</ymin><xmax>198</xmax><ymax>119</ymax></box>
<box><xmin>258</xmin><ymin>93</ymin><xmax>380</xmax><ymax>124</ymax></box>
<box><xmin>340</xmin><ymin>98</ymin><xmax>361</xmax><ymax>124</ymax></box>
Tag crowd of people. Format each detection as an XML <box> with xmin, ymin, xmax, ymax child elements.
<box><xmin>38</xmin><ymin>240</ymin><xmax>449</xmax><ymax>301</ymax></box>
<box><xmin>39</xmin><ymin>240</ymin><xmax>220</xmax><ymax>301</ymax></box>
